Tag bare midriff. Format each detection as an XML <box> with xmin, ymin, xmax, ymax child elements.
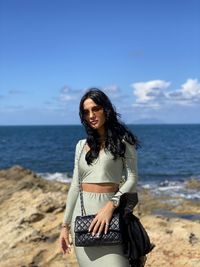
<box><xmin>82</xmin><ymin>183</ymin><xmax>119</xmax><ymax>193</ymax></box>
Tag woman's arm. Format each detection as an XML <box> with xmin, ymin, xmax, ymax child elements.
<box><xmin>111</xmin><ymin>139</ymin><xmax>138</xmax><ymax>202</ymax></box>
<box><xmin>62</xmin><ymin>140</ymin><xmax>81</xmax><ymax>225</ymax></box>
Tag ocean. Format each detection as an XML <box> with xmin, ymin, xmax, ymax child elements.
<box><xmin>0</xmin><ymin>124</ymin><xmax>200</xmax><ymax>200</ymax></box>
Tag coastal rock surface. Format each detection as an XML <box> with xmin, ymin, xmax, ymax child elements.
<box><xmin>0</xmin><ymin>165</ymin><xmax>199</xmax><ymax>267</ymax></box>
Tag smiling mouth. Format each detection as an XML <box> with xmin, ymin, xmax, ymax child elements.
<box><xmin>90</xmin><ymin>120</ymin><xmax>98</xmax><ymax>125</ymax></box>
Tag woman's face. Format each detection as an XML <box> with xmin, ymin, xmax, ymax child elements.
<box><xmin>83</xmin><ymin>98</ymin><xmax>106</xmax><ymax>131</ymax></box>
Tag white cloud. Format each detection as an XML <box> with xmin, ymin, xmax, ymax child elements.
<box><xmin>102</xmin><ymin>84</ymin><xmax>125</xmax><ymax>102</ymax></box>
<box><xmin>167</xmin><ymin>79</ymin><xmax>200</xmax><ymax>105</ymax></box>
<box><xmin>132</xmin><ymin>102</ymin><xmax>161</xmax><ymax>109</ymax></box>
<box><xmin>101</xmin><ymin>84</ymin><xmax>130</xmax><ymax>103</ymax></box>
<box><xmin>131</xmin><ymin>78</ymin><xmax>200</xmax><ymax>108</ymax></box>
<box><xmin>59</xmin><ymin>85</ymin><xmax>79</xmax><ymax>102</ymax></box>
<box><xmin>103</xmin><ymin>84</ymin><xmax>120</xmax><ymax>94</ymax></box>
<box><xmin>131</xmin><ymin>80</ymin><xmax>171</xmax><ymax>108</ymax></box>
<box><xmin>181</xmin><ymin>79</ymin><xmax>200</xmax><ymax>97</ymax></box>
<box><xmin>58</xmin><ymin>84</ymin><xmax>124</xmax><ymax>105</ymax></box>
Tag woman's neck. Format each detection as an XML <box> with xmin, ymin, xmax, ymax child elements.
<box><xmin>98</xmin><ymin>137</ymin><xmax>105</xmax><ymax>149</ymax></box>
<box><xmin>97</xmin><ymin>125</ymin><xmax>105</xmax><ymax>139</ymax></box>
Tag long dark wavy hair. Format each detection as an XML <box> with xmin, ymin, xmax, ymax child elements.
<box><xmin>79</xmin><ymin>88</ymin><xmax>141</xmax><ymax>165</ymax></box>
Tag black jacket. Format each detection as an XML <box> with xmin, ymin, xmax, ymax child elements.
<box><xmin>117</xmin><ymin>193</ymin><xmax>155</xmax><ymax>267</ymax></box>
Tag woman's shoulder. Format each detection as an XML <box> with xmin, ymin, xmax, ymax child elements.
<box><xmin>76</xmin><ymin>138</ymin><xmax>87</xmax><ymax>149</ymax></box>
<box><xmin>122</xmin><ymin>138</ymin><xmax>137</xmax><ymax>157</ymax></box>
<box><xmin>122</xmin><ymin>138</ymin><xmax>134</xmax><ymax>147</ymax></box>
<box><xmin>78</xmin><ymin>138</ymin><xmax>87</xmax><ymax>145</ymax></box>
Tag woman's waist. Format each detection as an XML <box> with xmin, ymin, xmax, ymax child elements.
<box><xmin>81</xmin><ymin>182</ymin><xmax>119</xmax><ymax>193</ymax></box>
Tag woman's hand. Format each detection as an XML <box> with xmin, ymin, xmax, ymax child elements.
<box><xmin>59</xmin><ymin>226</ymin><xmax>72</xmax><ymax>254</ymax></box>
<box><xmin>88</xmin><ymin>201</ymin><xmax>115</xmax><ymax>237</ymax></box>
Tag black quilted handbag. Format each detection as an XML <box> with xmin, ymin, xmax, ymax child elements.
<box><xmin>75</xmin><ymin>212</ymin><xmax>122</xmax><ymax>247</ymax></box>
<box><xmin>74</xmin><ymin>140</ymin><xmax>122</xmax><ymax>247</ymax></box>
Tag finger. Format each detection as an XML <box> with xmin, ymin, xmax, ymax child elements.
<box><xmin>89</xmin><ymin>216</ymin><xmax>98</xmax><ymax>232</ymax></box>
<box><xmin>60</xmin><ymin>237</ymin><xmax>71</xmax><ymax>254</ymax></box>
<box><xmin>92</xmin><ymin>220</ymin><xmax>101</xmax><ymax>236</ymax></box>
<box><xmin>96</xmin><ymin>222</ymin><xmax>105</xmax><ymax>237</ymax></box>
<box><xmin>104</xmin><ymin>221</ymin><xmax>110</xmax><ymax>234</ymax></box>
<box><xmin>65</xmin><ymin>238</ymin><xmax>72</xmax><ymax>253</ymax></box>
<box><xmin>60</xmin><ymin>238</ymin><xmax>67</xmax><ymax>254</ymax></box>
<box><xmin>62</xmin><ymin>244</ymin><xmax>71</xmax><ymax>254</ymax></box>
<box><xmin>65</xmin><ymin>246</ymin><xmax>71</xmax><ymax>254</ymax></box>
<box><xmin>61</xmin><ymin>239</ymin><xmax>67</xmax><ymax>254</ymax></box>
<box><xmin>60</xmin><ymin>245</ymin><xmax>65</xmax><ymax>254</ymax></box>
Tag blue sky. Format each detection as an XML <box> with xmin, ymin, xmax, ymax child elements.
<box><xmin>0</xmin><ymin>0</ymin><xmax>199</xmax><ymax>125</ymax></box>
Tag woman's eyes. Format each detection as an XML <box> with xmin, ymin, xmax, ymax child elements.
<box><xmin>83</xmin><ymin>110</ymin><xmax>89</xmax><ymax>115</ymax></box>
<box><xmin>93</xmin><ymin>106</ymin><xmax>102</xmax><ymax>112</ymax></box>
<box><xmin>83</xmin><ymin>106</ymin><xmax>102</xmax><ymax>115</ymax></box>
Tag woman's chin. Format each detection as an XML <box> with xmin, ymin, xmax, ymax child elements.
<box><xmin>91</xmin><ymin>125</ymin><xmax>98</xmax><ymax>129</ymax></box>
<box><xmin>90</xmin><ymin>124</ymin><xmax>101</xmax><ymax>130</ymax></box>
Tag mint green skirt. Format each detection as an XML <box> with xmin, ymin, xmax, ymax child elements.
<box><xmin>70</xmin><ymin>191</ymin><xmax>129</xmax><ymax>267</ymax></box>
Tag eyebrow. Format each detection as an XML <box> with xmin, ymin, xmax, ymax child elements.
<box><xmin>83</xmin><ymin>105</ymin><xmax>101</xmax><ymax>111</ymax></box>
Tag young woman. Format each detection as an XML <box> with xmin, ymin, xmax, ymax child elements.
<box><xmin>59</xmin><ymin>88</ymin><xmax>140</xmax><ymax>266</ymax></box>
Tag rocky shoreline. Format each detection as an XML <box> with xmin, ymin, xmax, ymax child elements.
<box><xmin>0</xmin><ymin>165</ymin><xmax>199</xmax><ymax>267</ymax></box>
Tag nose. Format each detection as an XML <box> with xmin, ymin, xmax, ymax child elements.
<box><xmin>89</xmin><ymin>110</ymin><xmax>95</xmax><ymax>118</ymax></box>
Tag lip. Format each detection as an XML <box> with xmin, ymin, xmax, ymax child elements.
<box><xmin>90</xmin><ymin>120</ymin><xmax>98</xmax><ymax>125</ymax></box>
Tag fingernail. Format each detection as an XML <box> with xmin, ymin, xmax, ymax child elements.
<box><xmin>88</xmin><ymin>228</ymin><xmax>91</xmax><ymax>232</ymax></box>
<box><xmin>96</xmin><ymin>233</ymin><xmax>100</xmax><ymax>237</ymax></box>
<box><xmin>92</xmin><ymin>232</ymin><xmax>95</xmax><ymax>236</ymax></box>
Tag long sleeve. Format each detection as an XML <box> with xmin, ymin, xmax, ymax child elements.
<box><xmin>112</xmin><ymin>140</ymin><xmax>138</xmax><ymax>200</ymax></box>
<box><xmin>62</xmin><ymin>140</ymin><xmax>81</xmax><ymax>224</ymax></box>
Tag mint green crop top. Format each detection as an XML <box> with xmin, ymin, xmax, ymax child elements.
<box><xmin>62</xmin><ymin>138</ymin><xmax>138</xmax><ymax>224</ymax></box>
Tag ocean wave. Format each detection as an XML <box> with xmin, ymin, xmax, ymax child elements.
<box><xmin>140</xmin><ymin>179</ymin><xmax>200</xmax><ymax>200</ymax></box>
<box><xmin>37</xmin><ymin>172</ymin><xmax>72</xmax><ymax>183</ymax></box>
<box><xmin>38</xmin><ymin>172</ymin><xmax>200</xmax><ymax>200</ymax></box>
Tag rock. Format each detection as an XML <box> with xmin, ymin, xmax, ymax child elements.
<box><xmin>36</xmin><ymin>198</ymin><xmax>63</xmax><ymax>213</ymax></box>
<box><xmin>189</xmin><ymin>232</ymin><xmax>198</xmax><ymax>245</ymax></box>
<box><xmin>185</xmin><ymin>178</ymin><xmax>200</xmax><ymax>190</ymax></box>
<box><xmin>165</xmin><ymin>229</ymin><xmax>173</xmax><ymax>234</ymax></box>
<box><xmin>19</xmin><ymin>212</ymin><xmax>45</xmax><ymax>224</ymax></box>
<box><xmin>0</xmin><ymin>165</ymin><xmax>200</xmax><ymax>267</ymax></box>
